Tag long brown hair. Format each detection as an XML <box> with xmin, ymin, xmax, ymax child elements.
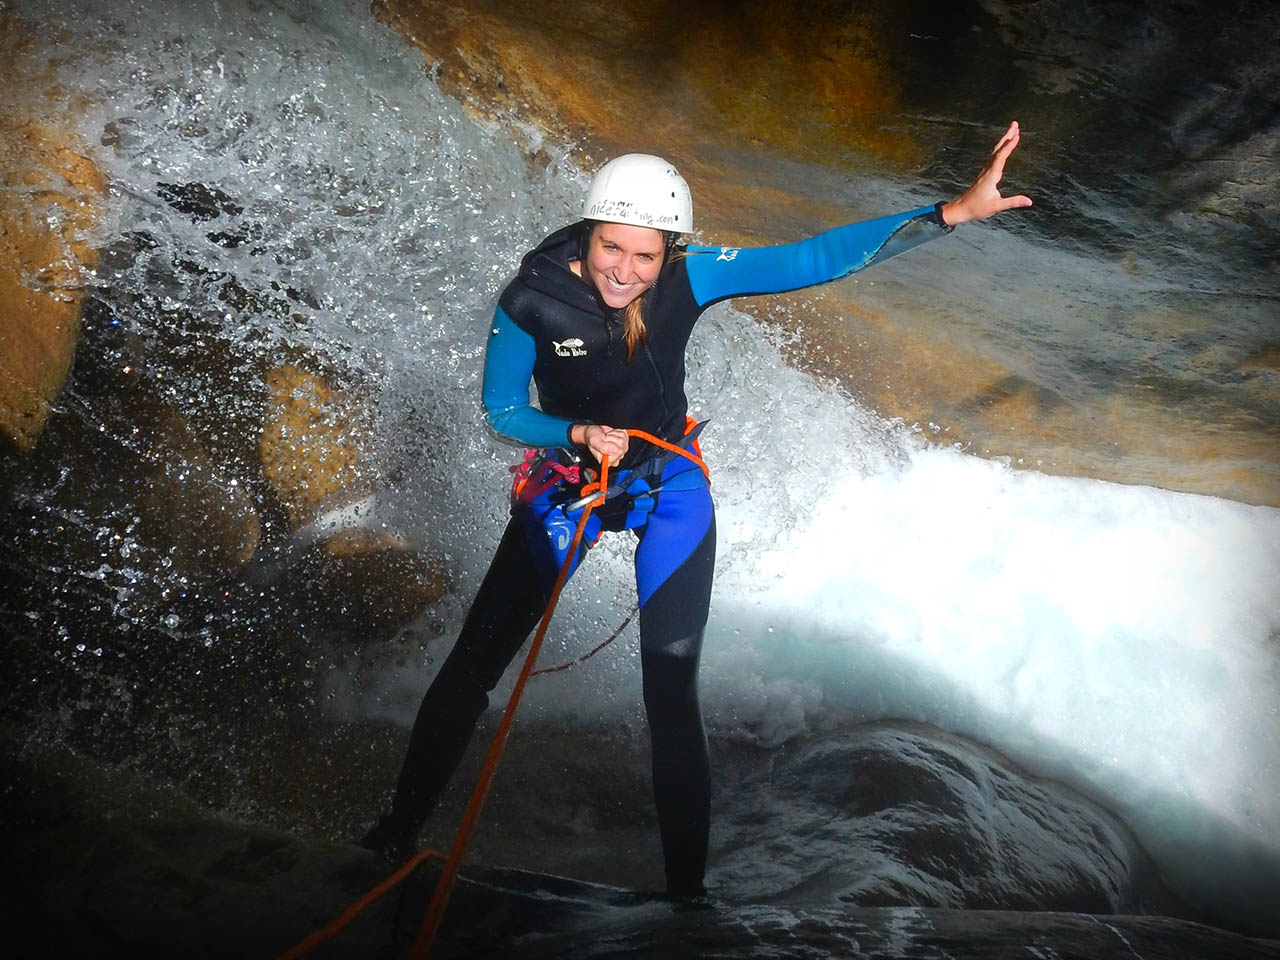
<box><xmin>622</xmin><ymin>296</ymin><xmax>647</xmax><ymax>360</ymax></box>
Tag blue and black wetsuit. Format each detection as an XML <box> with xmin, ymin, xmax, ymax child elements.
<box><xmin>369</xmin><ymin>204</ymin><xmax>952</xmax><ymax>895</ymax></box>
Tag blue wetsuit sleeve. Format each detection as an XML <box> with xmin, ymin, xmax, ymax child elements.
<box><xmin>685</xmin><ymin>204</ymin><xmax>952</xmax><ymax>308</ymax></box>
<box><xmin>482</xmin><ymin>304</ymin><xmax>576</xmax><ymax>448</ymax></box>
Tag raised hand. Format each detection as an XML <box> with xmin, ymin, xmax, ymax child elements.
<box><xmin>940</xmin><ymin>121</ymin><xmax>1033</xmax><ymax>227</ymax></box>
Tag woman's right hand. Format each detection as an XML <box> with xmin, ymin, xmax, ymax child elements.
<box><xmin>572</xmin><ymin>423</ymin><xmax>630</xmax><ymax>463</ymax></box>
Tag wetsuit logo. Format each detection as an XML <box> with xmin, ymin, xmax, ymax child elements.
<box><xmin>554</xmin><ymin>337</ymin><xmax>587</xmax><ymax>358</ymax></box>
<box><xmin>716</xmin><ymin>247</ymin><xmax>740</xmax><ymax>262</ymax></box>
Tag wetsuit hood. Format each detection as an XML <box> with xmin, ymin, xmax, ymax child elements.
<box><xmin>518</xmin><ymin>221</ymin><xmax>629</xmax><ymax>359</ymax></box>
<box><xmin>517</xmin><ymin>222</ymin><xmax>609</xmax><ymax>317</ymax></box>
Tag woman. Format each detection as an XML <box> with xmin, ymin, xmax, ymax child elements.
<box><xmin>363</xmin><ymin>122</ymin><xmax>1032</xmax><ymax>899</ymax></box>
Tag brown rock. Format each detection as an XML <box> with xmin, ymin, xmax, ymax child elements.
<box><xmin>374</xmin><ymin>0</ymin><xmax>920</xmax><ymax>240</ymax></box>
<box><xmin>21</xmin><ymin>386</ymin><xmax>262</xmax><ymax>589</ymax></box>
<box><xmin>255</xmin><ymin>357</ymin><xmax>456</xmax><ymax>630</ymax></box>
<box><xmin>258</xmin><ymin>364</ymin><xmax>377</xmax><ymax>530</ymax></box>
<box><xmin>295</xmin><ymin>527</ymin><xmax>449</xmax><ymax>640</ymax></box>
<box><xmin>135</xmin><ymin>403</ymin><xmax>263</xmax><ymax>579</ymax></box>
<box><xmin>254</xmin><ymin>357</ymin><xmax>452</xmax><ymax>632</ymax></box>
<box><xmin>0</xmin><ymin>14</ymin><xmax>105</xmax><ymax>452</ymax></box>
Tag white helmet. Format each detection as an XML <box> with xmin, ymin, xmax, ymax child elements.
<box><xmin>581</xmin><ymin>153</ymin><xmax>694</xmax><ymax>232</ymax></box>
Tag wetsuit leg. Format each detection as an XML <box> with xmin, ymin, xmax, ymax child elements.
<box><xmin>366</xmin><ymin>513</ymin><xmax>569</xmax><ymax>854</ymax></box>
<box><xmin>634</xmin><ymin>484</ymin><xmax>716</xmax><ymax>897</ymax></box>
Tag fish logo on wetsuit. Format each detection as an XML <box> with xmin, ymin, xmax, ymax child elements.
<box><xmin>553</xmin><ymin>337</ymin><xmax>587</xmax><ymax>358</ymax></box>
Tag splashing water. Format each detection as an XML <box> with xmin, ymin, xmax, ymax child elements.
<box><xmin>6</xmin><ymin>0</ymin><xmax>1280</xmax><ymax>936</ymax></box>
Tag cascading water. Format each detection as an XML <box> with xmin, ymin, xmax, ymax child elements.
<box><xmin>4</xmin><ymin>0</ymin><xmax>1279</xmax><ymax>953</ymax></box>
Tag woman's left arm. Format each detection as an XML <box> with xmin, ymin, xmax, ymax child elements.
<box><xmin>686</xmin><ymin>120</ymin><xmax>1031</xmax><ymax>308</ymax></box>
<box><xmin>685</xmin><ymin>204</ymin><xmax>952</xmax><ymax>308</ymax></box>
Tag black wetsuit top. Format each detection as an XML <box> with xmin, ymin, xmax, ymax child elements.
<box><xmin>496</xmin><ymin>222</ymin><xmax>700</xmax><ymax>467</ymax></box>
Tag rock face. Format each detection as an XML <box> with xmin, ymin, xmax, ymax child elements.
<box><xmin>374</xmin><ymin>0</ymin><xmax>1280</xmax><ymax>506</ymax></box>
<box><xmin>294</xmin><ymin>528</ymin><xmax>450</xmax><ymax>639</ymax></box>
<box><xmin>258</xmin><ymin>362</ymin><xmax>446</xmax><ymax>638</ymax></box>
<box><xmin>0</xmin><ymin>17</ymin><xmax>105</xmax><ymax>453</ymax></box>
<box><xmin>42</xmin><ymin>388</ymin><xmax>263</xmax><ymax>583</ymax></box>
<box><xmin>373</xmin><ymin>0</ymin><xmax>921</xmax><ymax>238</ymax></box>
<box><xmin>127</xmin><ymin>400</ymin><xmax>264</xmax><ymax>579</ymax></box>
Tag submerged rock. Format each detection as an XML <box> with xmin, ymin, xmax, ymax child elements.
<box><xmin>714</xmin><ymin>725</ymin><xmax>1184</xmax><ymax>917</ymax></box>
<box><xmin>6</xmin><ymin>727</ymin><xmax>1279</xmax><ymax>960</ymax></box>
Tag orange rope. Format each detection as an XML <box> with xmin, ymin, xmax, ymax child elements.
<box><xmin>408</xmin><ymin>453</ymin><xmax>615</xmax><ymax>959</ymax></box>
<box><xmin>627</xmin><ymin>427</ymin><xmax>708</xmax><ymax>482</ymax></box>
<box><xmin>274</xmin><ymin>846</ymin><xmax>445</xmax><ymax>960</ymax></box>
<box><xmin>277</xmin><ymin>428</ymin><xmax>710</xmax><ymax>960</ymax></box>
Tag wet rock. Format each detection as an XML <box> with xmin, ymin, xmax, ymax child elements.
<box><xmin>155</xmin><ymin>180</ymin><xmax>266</xmax><ymax>251</ymax></box>
<box><xmin>1242</xmin><ymin>343</ymin><xmax>1280</xmax><ymax>375</ymax></box>
<box><xmin>156</xmin><ymin>180</ymin><xmax>244</xmax><ymax>222</ymax></box>
<box><xmin>2</xmin><ymin>732</ymin><xmax>403</xmax><ymax>960</ymax></box>
<box><xmin>374</xmin><ymin>0</ymin><xmax>920</xmax><ymax>238</ymax></box>
<box><xmin>22</xmin><ymin>276</ymin><xmax>269</xmax><ymax>584</ymax></box>
<box><xmin>294</xmin><ymin>528</ymin><xmax>449</xmax><ymax>641</ymax></box>
<box><xmin>132</xmin><ymin>401</ymin><xmax>263</xmax><ymax>579</ymax></box>
<box><xmin>712</xmin><ymin>724</ymin><xmax>1187</xmax><ymax>919</ymax></box>
<box><xmin>8</xmin><ymin>729</ymin><xmax>1280</xmax><ymax>960</ymax></box>
<box><xmin>31</xmin><ymin>388</ymin><xmax>262</xmax><ymax>584</ymax></box>
<box><xmin>257</xmin><ymin>363</ymin><xmax>448</xmax><ymax>637</ymax></box>
<box><xmin>259</xmin><ymin>363</ymin><xmax>378</xmax><ymax>531</ymax></box>
<box><xmin>0</xmin><ymin>17</ymin><xmax>105</xmax><ymax>453</ymax></box>
<box><xmin>66</xmin><ymin>205</ymin><xmax>442</xmax><ymax>640</ymax></box>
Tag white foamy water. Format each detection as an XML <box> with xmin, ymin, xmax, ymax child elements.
<box><xmin>19</xmin><ymin>0</ymin><xmax>1280</xmax><ymax>934</ymax></box>
<box><xmin>710</xmin><ymin>421</ymin><xmax>1280</xmax><ymax>926</ymax></box>
<box><xmin>523</xmin><ymin>297</ymin><xmax>1280</xmax><ymax>927</ymax></box>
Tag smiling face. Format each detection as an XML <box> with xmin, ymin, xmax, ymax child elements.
<box><xmin>584</xmin><ymin>222</ymin><xmax>666</xmax><ymax>309</ymax></box>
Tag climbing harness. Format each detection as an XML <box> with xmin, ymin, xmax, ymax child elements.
<box><xmin>509</xmin><ymin>447</ymin><xmax>586</xmax><ymax>511</ymax></box>
<box><xmin>274</xmin><ymin>424</ymin><xmax>709</xmax><ymax>960</ymax></box>
<box><xmin>530</xmin><ymin>420</ymin><xmax>708</xmax><ymax>672</ymax></box>
<box><xmin>511</xmin><ymin>419</ymin><xmax>705</xmax><ymax>515</ymax></box>
<box><xmin>561</xmin><ymin>419</ymin><xmax>708</xmax><ymax>514</ymax></box>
